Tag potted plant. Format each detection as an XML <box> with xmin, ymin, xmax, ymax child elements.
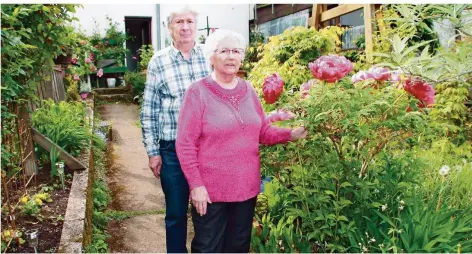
<box><xmin>68</xmin><ymin>36</ymin><xmax>104</xmax><ymax>96</ymax></box>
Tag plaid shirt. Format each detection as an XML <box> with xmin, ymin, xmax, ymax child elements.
<box><xmin>141</xmin><ymin>43</ymin><xmax>211</xmax><ymax>157</ymax></box>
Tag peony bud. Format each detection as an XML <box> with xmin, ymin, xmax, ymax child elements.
<box><xmin>262</xmin><ymin>73</ymin><xmax>284</xmax><ymax>104</ymax></box>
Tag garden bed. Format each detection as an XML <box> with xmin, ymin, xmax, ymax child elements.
<box><xmin>1</xmin><ymin>169</ymin><xmax>73</xmax><ymax>253</ymax></box>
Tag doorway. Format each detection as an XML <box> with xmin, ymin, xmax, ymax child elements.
<box><xmin>125</xmin><ymin>17</ymin><xmax>152</xmax><ymax>72</ymax></box>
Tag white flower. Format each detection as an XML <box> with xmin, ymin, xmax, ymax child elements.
<box><xmin>439</xmin><ymin>165</ymin><xmax>450</xmax><ymax>176</ymax></box>
<box><xmin>398</xmin><ymin>229</ymin><xmax>403</xmax><ymax>234</ymax></box>
<box><xmin>399</xmin><ymin>200</ymin><xmax>405</xmax><ymax>205</ymax></box>
<box><xmin>381</xmin><ymin>204</ymin><xmax>387</xmax><ymax>211</ymax></box>
<box><xmin>362</xmin><ymin>246</ymin><xmax>368</xmax><ymax>252</ymax></box>
<box><xmin>399</xmin><ymin>205</ymin><xmax>404</xmax><ymax>211</ymax></box>
<box><xmin>379</xmin><ymin>243</ymin><xmax>385</xmax><ymax>248</ymax></box>
<box><xmin>368</xmin><ymin>238</ymin><xmax>376</xmax><ymax>243</ymax></box>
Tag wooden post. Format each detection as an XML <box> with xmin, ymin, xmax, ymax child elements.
<box><xmin>363</xmin><ymin>4</ymin><xmax>375</xmax><ymax>63</ymax></box>
<box><xmin>311</xmin><ymin>4</ymin><xmax>321</xmax><ymax>30</ymax></box>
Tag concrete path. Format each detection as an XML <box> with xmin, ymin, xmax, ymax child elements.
<box><xmin>98</xmin><ymin>103</ymin><xmax>193</xmax><ymax>253</ymax></box>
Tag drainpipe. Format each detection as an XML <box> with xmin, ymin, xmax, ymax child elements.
<box><xmin>156</xmin><ymin>4</ymin><xmax>161</xmax><ymax>50</ymax></box>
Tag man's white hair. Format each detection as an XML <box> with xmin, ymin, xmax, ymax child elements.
<box><xmin>203</xmin><ymin>29</ymin><xmax>247</xmax><ymax>64</ymax></box>
<box><xmin>166</xmin><ymin>6</ymin><xmax>198</xmax><ymax>27</ymax></box>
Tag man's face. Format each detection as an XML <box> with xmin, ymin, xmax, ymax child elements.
<box><xmin>168</xmin><ymin>12</ymin><xmax>197</xmax><ymax>45</ymax></box>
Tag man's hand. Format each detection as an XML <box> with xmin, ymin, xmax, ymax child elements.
<box><xmin>190</xmin><ymin>186</ymin><xmax>212</xmax><ymax>216</ymax></box>
<box><xmin>149</xmin><ymin>156</ymin><xmax>162</xmax><ymax>179</ymax></box>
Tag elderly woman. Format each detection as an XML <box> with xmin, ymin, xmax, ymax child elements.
<box><xmin>176</xmin><ymin>29</ymin><xmax>307</xmax><ymax>253</ymax></box>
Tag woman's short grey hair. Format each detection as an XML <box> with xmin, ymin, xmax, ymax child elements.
<box><xmin>203</xmin><ymin>29</ymin><xmax>247</xmax><ymax>64</ymax></box>
<box><xmin>166</xmin><ymin>6</ymin><xmax>198</xmax><ymax>27</ymax></box>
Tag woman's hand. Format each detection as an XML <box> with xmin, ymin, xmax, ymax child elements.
<box><xmin>190</xmin><ymin>186</ymin><xmax>212</xmax><ymax>216</ymax></box>
<box><xmin>290</xmin><ymin>126</ymin><xmax>308</xmax><ymax>141</ymax></box>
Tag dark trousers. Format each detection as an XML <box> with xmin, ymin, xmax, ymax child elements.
<box><xmin>191</xmin><ymin>196</ymin><xmax>257</xmax><ymax>253</ymax></box>
<box><xmin>159</xmin><ymin>140</ymin><xmax>190</xmax><ymax>253</ymax></box>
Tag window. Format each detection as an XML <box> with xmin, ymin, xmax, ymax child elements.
<box><xmin>339</xmin><ymin>8</ymin><xmax>365</xmax><ymax>50</ymax></box>
<box><xmin>258</xmin><ymin>9</ymin><xmax>310</xmax><ymax>40</ymax></box>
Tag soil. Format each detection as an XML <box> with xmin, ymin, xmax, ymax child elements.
<box><xmin>1</xmin><ymin>166</ymin><xmax>73</xmax><ymax>253</ymax></box>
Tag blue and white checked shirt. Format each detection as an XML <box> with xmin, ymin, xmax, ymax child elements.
<box><xmin>140</xmin><ymin>43</ymin><xmax>211</xmax><ymax>157</ymax></box>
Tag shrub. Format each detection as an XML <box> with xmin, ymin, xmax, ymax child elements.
<box><xmin>124</xmin><ymin>71</ymin><xmax>146</xmax><ymax>98</ymax></box>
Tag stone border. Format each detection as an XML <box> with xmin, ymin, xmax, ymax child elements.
<box><xmin>58</xmin><ymin>96</ymin><xmax>95</xmax><ymax>253</ymax></box>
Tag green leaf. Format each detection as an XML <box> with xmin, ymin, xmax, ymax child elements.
<box><xmin>337</xmin><ymin>215</ymin><xmax>348</xmax><ymax>222</ymax></box>
<box><xmin>371</xmin><ymin>202</ymin><xmax>382</xmax><ymax>208</ymax></box>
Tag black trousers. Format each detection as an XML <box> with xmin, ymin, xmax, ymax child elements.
<box><xmin>191</xmin><ymin>196</ymin><xmax>257</xmax><ymax>253</ymax></box>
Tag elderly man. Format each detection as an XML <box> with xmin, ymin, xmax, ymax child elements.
<box><xmin>140</xmin><ymin>7</ymin><xmax>211</xmax><ymax>253</ymax></box>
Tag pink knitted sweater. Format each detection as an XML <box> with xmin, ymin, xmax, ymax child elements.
<box><xmin>176</xmin><ymin>76</ymin><xmax>292</xmax><ymax>202</ymax></box>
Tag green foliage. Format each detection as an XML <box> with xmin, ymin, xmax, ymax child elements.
<box><xmin>138</xmin><ymin>44</ymin><xmax>154</xmax><ymax>71</ymax></box>
<box><xmin>124</xmin><ymin>71</ymin><xmax>146</xmax><ymax>97</ymax></box>
<box><xmin>65</xmin><ymin>76</ymin><xmax>81</xmax><ymax>101</ymax></box>
<box><xmin>1</xmin><ymin>4</ymin><xmax>80</xmax><ymax>105</ymax></box>
<box><xmin>20</xmin><ymin>199</ymin><xmax>41</xmax><ymax>216</ymax></box>
<box><xmin>1</xmin><ymin>4</ymin><xmax>80</xmax><ymax>176</ymax></box>
<box><xmin>248</xmin><ymin>26</ymin><xmax>344</xmax><ymax>102</ymax></box>
<box><xmin>241</xmin><ymin>31</ymin><xmax>265</xmax><ymax>73</ymax></box>
<box><xmin>252</xmin><ymin>5</ymin><xmax>472</xmax><ymax>250</ymax></box>
<box><xmin>90</xmin><ymin>16</ymin><xmax>131</xmax><ymax>66</ymax></box>
<box><xmin>31</xmin><ymin>100</ymin><xmax>94</xmax><ymax>156</ymax></box>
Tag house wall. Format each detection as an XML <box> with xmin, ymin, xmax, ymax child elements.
<box><xmin>73</xmin><ymin>4</ymin><xmax>159</xmax><ymax>50</ymax></box>
<box><xmin>160</xmin><ymin>4</ymin><xmax>250</xmax><ymax>48</ymax></box>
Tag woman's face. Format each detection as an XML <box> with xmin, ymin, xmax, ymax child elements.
<box><xmin>210</xmin><ymin>39</ymin><xmax>244</xmax><ymax>76</ymax></box>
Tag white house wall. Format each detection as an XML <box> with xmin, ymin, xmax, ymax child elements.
<box><xmin>73</xmin><ymin>4</ymin><xmax>159</xmax><ymax>50</ymax></box>
<box><xmin>160</xmin><ymin>4</ymin><xmax>250</xmax><ymax>49</ymax></box>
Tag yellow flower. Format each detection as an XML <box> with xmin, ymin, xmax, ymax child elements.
<box><xmin>3</xmin><ymin>229</ymin><xmax>11</xmax><ymax>239</ymax></box>
<box><xmin>20</xmin><ymin>196</ymin><xmax>28</xmax><ymax>204</ymax></box>
<box><xmin>34</xmin><ymin>198</ymin><xmax>43</xmax><ymax>205</ymax></box>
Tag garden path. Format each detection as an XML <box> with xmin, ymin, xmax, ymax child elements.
<box><xmin>98</xmin><ymin>103</ymin><xmax>193</xmax><ymax>253</ymax></box>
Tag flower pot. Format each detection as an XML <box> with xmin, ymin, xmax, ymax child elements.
<box><xmin>107</xmin><ymin>78</ymin><xmax>116</xmax><ymax>88</ymax></box>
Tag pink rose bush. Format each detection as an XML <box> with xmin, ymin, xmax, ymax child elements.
<box><xmin>267</xmin><ymin>109</ymin><xmax>296</xmax><ymax>123</ymax></box>
<box><xmin>403</xmin><ymin>78</ymin><xmax>435</xmax><ymax>108</ymax></box>
<box><xmin>97</xmin><ymin>68</ymin><xmax>104</xmax><ymax>78</ymax></box>
<box><xmin>263</xmin><ymin>73</ymin><xmax>284</xmax><ymax>104</ymax></box>
<box><xmin>309</xmin><ymin>55</ymin><xmax>353</xmax><ymax>83</ymax></box>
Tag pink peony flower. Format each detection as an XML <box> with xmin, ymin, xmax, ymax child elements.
<box><xmin>309</xmin><ymin>55</ymin><xmax>353</xmax><ymax>83</ymax></box>
<box><xmin>403</xmin><ymin>78</ymin><xmax>435</xmax><ymax>107</ymax></box>
<box><xmin>300</xmin><ymin>79</ymin><xmax>318</xmax><ymax>98</ymax></box>
<box><xmin>369</xmin><ymin>66</ymin><xmax>390</xmax><ymax>81</ymax></box>
<box><xmin>262</xmin><ymin>73</ymin><xmax>284</xmax><ymax>104</ymax></box>
<box><xmin>73</xmin><ymin>74</ymin><xmax>80</xmax><ymax>81</ymax></box>
<box><xmin>85</xmin><ymin>57</ymin><xmax>92</xmax><ymax>64</ymax></box>
<box><xmin>267</xmin><ymin>109</ymin><xmax>296</xmax><ymax>123</ymax></box>
<box><xmin>351</xmin><ymin>67</ymin><xmax>390</xmax><ymax>84</ymax></box>
<box><xmin>97</xmin><ymin>68</ymin><xmax>104</xmax><ymax>78</ymax></box>
<box><xmin>389</xmin><ymin>70</ymin><xmax>403</xmax><ymax>83</ymax></box>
